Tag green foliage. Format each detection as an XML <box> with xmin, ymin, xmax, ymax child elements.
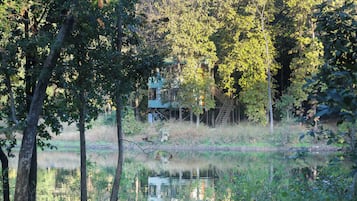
<box><xmin>309</xmin><ymin>0</ymin><xmax>357</xmax><ymax>151</ymax></box>
<box><xmin>276</xmin><ymin>0</ymin><xmax>324</xmax><ymax>120</ymax></box>
<box><xmin>157</xmin><ymin>0</ymin><xmax>217</xmax><ymax>118</ymax></box>
<box><xmin>100</xmin><ymin>108</ymin><xmax>144</xmax><ymax>136</ymax></box>
<box><xmin>122</xmin><ymin>108</ymin><xmax>144</xmax><ymax>136</ymax></box>
<box><xmin>213</xmin><ymin>0</ymin><xmax>280</xmax><ymax>124</ymax></box>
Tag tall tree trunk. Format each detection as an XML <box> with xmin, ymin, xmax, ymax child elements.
<box><xmin>259</xmin><ymin>2</ymin><xmax>274</xmax><ymax>133</ymax></box>
<box><xmin>14</xmin><ymin>14</ymin><xmax>74</xmax><ymax>201</ymax></box>
<box><xmin>110</xmin><ymin>2</ymin><xmax>124</xmax><ymax>200</ymax></box>
<box><xmin>0</xmin><ymin>147</ymin><xmax>9</xmax><ymax>201</ymax></box>
<box><xmin>110</xmin><ymin>96</ymin><xmax>124</xmax><ymax>201</ymax></box>
<box><xmin>24</xmin><ymin>10</ymin><xmax>38</xmax><ymax>200</ymax></box>
<box><xmin>79</xmin><ymin>89</ymin><xmax>87</xmax><ymax>201</ymax></box>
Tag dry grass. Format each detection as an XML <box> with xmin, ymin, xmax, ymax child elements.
<box><xmin>52</xmin><ymin>124</ymin><xmax>118</xmax><ymax>142</ymax></box>
<box><xmin>51</xmin><ymin>120</ymin><xmax>313</xmax><ymax>148</ymax></box>
<box><xmin>137</xmin><ymin>120</ymin><xmax>310</xmax><ymax>146</ymax></box>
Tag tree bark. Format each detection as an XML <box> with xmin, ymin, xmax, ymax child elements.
<box><xmin>110</xmin><ymin>96</ymin><xmax>124</xmax><ymax>201</ymax></box>
<box><xmin>79</xmin><ymin>88</ymin><xmax>87</xmax><ymax>201</ymax></box>
<box><xmin>28</xmin><ymin>140</ymin><xmax>37</xmax><ymax>201</ymax></box>
<box><xmin>0</xmin><ymin>147</ymin><xmax>9</xmax><ymax>201</ymax></box>
<box><xmin>23</xmin><ymin>10</ymin><xmax>38</xmax><ymax>201</ymax></box>
<box><xmin>14</xmin><ymin>14</ymin><xmax>74</xmax><ymax>201</ymax></box>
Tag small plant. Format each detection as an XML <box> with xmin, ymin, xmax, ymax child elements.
<box><xmin>122</xmin><ymin>108</ymin><xmax>144</xmax><ymax>136</ymax></box>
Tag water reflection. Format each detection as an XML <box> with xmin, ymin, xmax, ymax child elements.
<box><xmin>148</xmin><ymin>169</ymin><xmax>216</xmax><ymax>201</ymax></box>
<box><xmin>5</xmin><ymin>151</ymin><xmax>354</xmax><ymax>200</ymax></box>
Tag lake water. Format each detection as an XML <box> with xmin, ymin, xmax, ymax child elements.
<box><xmin>5</xmin><ymin>149</ymin><xmax>355</xmax><ymax>201</ymax></box>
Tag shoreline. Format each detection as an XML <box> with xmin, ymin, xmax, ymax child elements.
<box><xmin>46</xmin><ymin>141</ymin><xmax>340</xmax><ymax>153</ymax></box>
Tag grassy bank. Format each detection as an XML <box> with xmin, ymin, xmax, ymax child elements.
<box><xmin>50</xmin><ymin>117</ymin><xmax>334</xmax><ymax>151</ymax></box>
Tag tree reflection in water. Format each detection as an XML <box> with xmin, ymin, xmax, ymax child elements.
<box><xmin>3</xmin><ymin>151</ymin><xmax>354</xmax><ymax>200</ymax></box>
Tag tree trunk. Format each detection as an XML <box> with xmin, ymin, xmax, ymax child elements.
<box><xmin>0</xmin><ymin>147</ymin><xmax>9</xmax><ymax>201</ymax></box>
<box><xmin>135</xmin><ymin>95</ymin><xmax>140</xmax><ymax>121</ymax></box>
<box><xmin>179</xmin><ymin>106</ymin><xmax>182</xmax><ymax>122</ymax></box>
<box><xmin>190</xmin><ymin>109</ymin><xmax>193</xmax><ymax>124</ymax></box>
<box><xmin>24</xmin><ymin>10</ymin><xmax>38</xmax><ymax>201</ymax></box>
<box><xmin>196</xmin><ymin>114</ymin><xmax>199</xmax><ymax>127</ymax></box>
<box><xmin>14</xmin><ymin>14</ymin><xmax>74</xmax><ymax>201</ymax></box>
<box><xmin>110</xmin><ymin>2</ymin><xmax>124</xmax><ymax>200</ymax></box>
<box><xmin>211</xmin><ymin>109</ymin><xmax>215</xmax><ymax>127</ymax></box>
<box><xmin>110</xmin><ymin>96</ymin><xmax>124</xmax><ymax>201</ymax></box>
<box><xmin>259</xmin><ymin>2</ymin><xmax>274</xmax><ymax>134</ymax></box>
<box><xmin>79</xmin><ymin>89</ymin><xmax>87</xmax><ymax>201</ymax></box>
<box><xmin>28</xmin><ymin>140</ymin><xmax>37</xmax><ymax>201</ymax></box>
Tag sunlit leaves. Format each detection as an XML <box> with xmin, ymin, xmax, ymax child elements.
<box><xmin>215</xmin><ymin>0</ymin><xmax>278</xmax><ymax>124</ymax></box>
<box><xmin>157</xmin><ymin>0</ymin><xmax>218</xmax><ymax>117</ymax></box>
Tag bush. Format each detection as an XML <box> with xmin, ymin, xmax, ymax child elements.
<box><xmin>99</xmin><ymin>108</ymin><xmax>144</xmax><ymax>136</ymax></box>
<box><xmin>122</xmin><ymin>108</ymin><xmax>144</xmax><ymax>136</ymax></box>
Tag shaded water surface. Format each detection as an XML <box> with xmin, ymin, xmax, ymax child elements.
<box><xmin>5</xmin><ymin>150</ymin><xmax>354</xmax><ymax>200</ymax></box>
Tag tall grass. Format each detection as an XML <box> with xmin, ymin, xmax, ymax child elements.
<box><xmin>141</xmin><ymin>120</ymin><xmax>316</xmax><ymax>147</ymax></box>
<box><xmin>53</xmin><ymin>117</ymin><xmax>319</xmax><ymax>148</ymax></box>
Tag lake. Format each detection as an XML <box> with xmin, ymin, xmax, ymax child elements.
<box><xmin>5</xmin><ymin>149</ymin><xmax>355</xmax><ymax>201</ymax></box>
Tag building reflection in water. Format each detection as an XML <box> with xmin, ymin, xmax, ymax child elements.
<box><xmin>147</xmin><ymin>168</ymin><xmax>216</xmax><ymax>201</ymax></box>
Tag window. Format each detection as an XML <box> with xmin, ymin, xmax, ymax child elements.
<box><xmin>149</xmin><ymin>88</ymin><xmax>157</xmax><ymax>100</ymax></box>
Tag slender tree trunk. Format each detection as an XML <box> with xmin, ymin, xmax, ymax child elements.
<box><xmin>1</xmin><ymin>52</ymin><xmax>14</xmax><ymax>201</ymax></box>
<box><xmin>110</xmin><ymin>2</ymin><xmax>124</xmax><ymax>200</ymax></box>
<box><xmin>135</xmin><ymin>95</ymin><xmax>140</xmax><ymax>121</ymax></box>
<box><xmin>14</xmin><ymin>14</ymin><xmax>74</xmax><ymax>201</ymax></box>
<box><xmin>211</xmin><ymin>110</ymin><xmax>215</xmax><ymax>127</ymax></box>
<box><xmin>110</xmin><ymin>96</ymin><xmax>124</xmax><ymax>201</ymax></box>
<box><xmin>179</xmin><ymin>106</ymin><xmax>182</xmax><ymax>122</ymax></box>
<box><xmin>4</xmin><ymin>73</ymin><xmax>18</xmax><ymax>125</ymax></box>
<box><xmin>79</xmin><ymin>89</ymin><xmax>87</xmax><ymax>201</ymax></box>
<box><xmin>259</xmin><ymin>2</ymin><xmax>274</xmax><ymax>134</ymax></box>
<box><xmin>0</xmin><ymin>147</ymin><xmax>9</xmax><ymax>201</ymax></box>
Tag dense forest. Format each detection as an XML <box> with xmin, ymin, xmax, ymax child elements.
<box><xmin>0</xmin><ymin>0</ymin><xmax>356</xmax><ymax>200</ymax></box>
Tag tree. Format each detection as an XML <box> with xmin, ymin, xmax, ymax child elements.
<box><xmin>310</xmin><ymin>0</ymin><xmax>356</xmax><ymax>150</ymax></box>
<box><xmin>309</xmin><ymin>1</ymin><xmax>356</xmax><ymax>197</ymax></box>
<box><xmin>0</xmin><ymin>1</ymin><xmax>65</xmax><ymax>200</ymax></box>
<box><xmin>157</xmin><ymin>0</ymin><xmax>217</xmax><ymax>125</ymax></box>
<box><xmin>216</xmin><ymin>0</ymin><xmax>279</xmax><ymax>125</ymax></box>
<box><xmin>13</xmin><ymin>3</ymin><xmax>75</xmax><ymax>201</ymax></box>
<box><xmin>51</xmin><ymin>2</ymin><xmax>107</xmax><ymax>200</ymax></box>
<box><xmin>255</xmin><ymin>0</ymin><xmax>275</xmax><ymax>133</ymax></box>
<box><xmin>276</xmin><ymin>0</ymin><xmax>324</xmax><ymax>121</ymax></box>
<box><xmin>98</xmin><ymin>0</ymin><xmax>160</xmax><ymax>200</ymax></box>
<box><xmin>0</xmin><ymin>1</ymin><xmax>23</xmax><ymax>200</ymax></box>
